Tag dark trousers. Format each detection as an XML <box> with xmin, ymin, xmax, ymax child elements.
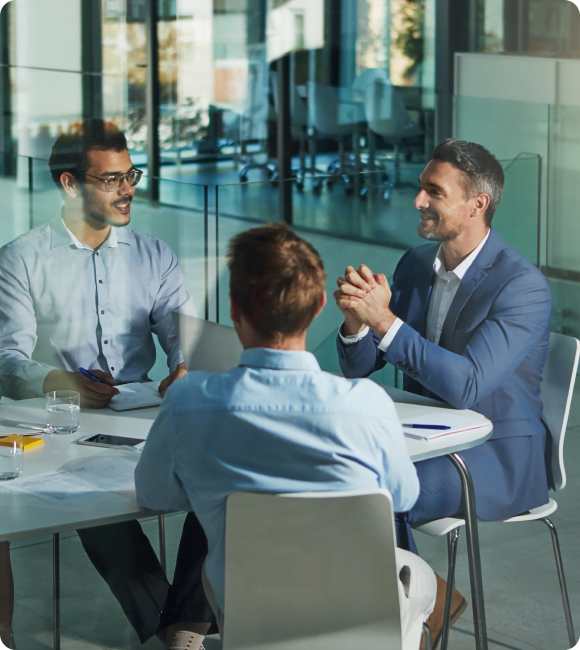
<box><xmin>77</xmin><ymin>512</ymin><xmax>217</xmax><ymax>644</ymax></box>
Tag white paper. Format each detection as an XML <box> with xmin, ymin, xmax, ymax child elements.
<box><xmin>0</xmin><ymin>457</ymin><xmax>138</xmax><ymax>503</ymax></box>
<box><xmin>402</xmin><ymin>413</ymin><xmax>490</xmax><ymax>440</ymax></box>
<box><xmin>108</xmin><ymin>382</ymin><xmax>163</xmax><ymax>411</ymax></box>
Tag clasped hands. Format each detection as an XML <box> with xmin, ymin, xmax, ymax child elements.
<box><xmin>334</xmin><ymin>264</ymin><xmax>397</xmax><ymax>338</ymax></box>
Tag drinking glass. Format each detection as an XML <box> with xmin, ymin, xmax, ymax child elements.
<box><xmin>0</xmin><ymin>434</ymin><xmax>23</xmax><ymax>479</ymax></box>
<box><xmin>45</xmin><ymin>390</ymin><xmax>80</xmax><ymax>434</ymax></box>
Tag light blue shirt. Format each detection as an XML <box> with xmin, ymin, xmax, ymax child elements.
<box><xmin>0</xmin><ymin>213</ymin><xmax>195</xmax><ymax>399</ymax></box>
<box><xmin>135</xmin><ymin>348</ymin><xmax>419</xmax><ymax>611</ymax></box>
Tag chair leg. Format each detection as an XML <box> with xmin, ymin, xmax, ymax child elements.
<box><xmin>422</xmin><ymin>622</ymin><xmax>433</xmax><ymax>650</ymax></box>
<box><xmin>541</xmin><ymin>518</ymin><xmax>576</xmax><ymax>647</ymax></box>
<box><xmin>53</xmin><ymin>533</ymin><xmax>60</xmax><ymax>650</ymax></box>
<box><xmin>158</xmin><ymin>514</ymin><xmax>167</xmax><ymax>574</ymax></box>
<box><xmin>440</xmin><ymin>528</ymin><xmax>461</xmax><ymax>650</ymax></box>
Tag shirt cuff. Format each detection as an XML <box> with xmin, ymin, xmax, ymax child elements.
<box><xmin>377</xmin><ymin>318</ymin><xmax>404</xmax><ymax>353</ymax></box>
<box><xmin>338</xmin><ymin>324</ymin><xmax>370</xmax><ymax>345</ymax></box>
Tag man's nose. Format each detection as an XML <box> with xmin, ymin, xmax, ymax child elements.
<box><xmin>414</xmin><ymin>189</ymin><xmax>428</xmax><ymax>210</ymax></box>
<box><xmin>118</xmin><ymin>176</ymin><xmax>135</xmax><ymax>195</ymax></box>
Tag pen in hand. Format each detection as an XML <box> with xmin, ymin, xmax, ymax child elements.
<box><xmin>79</xmin><ymin>367</ymin><xmax>110</xmax><ymax>385</ymax></box>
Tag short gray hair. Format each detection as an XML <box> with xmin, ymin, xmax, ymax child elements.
<box><xmin>432</xmin><ymin>139</ymin><xmax>505</xmax><ymax>226</ymax></box>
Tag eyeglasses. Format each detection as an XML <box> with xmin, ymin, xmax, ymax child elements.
<box><xmin>84</xmin><ymin>168</ymin><xmax>143</xmax><ymax>192</ymax></box>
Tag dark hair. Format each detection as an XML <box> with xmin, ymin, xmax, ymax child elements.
<box><xmin>227</xmin><ymin>223</ymin><xmax>327</xmax><ymax>342</ymax></box>
<box><xmin>431</xmin><ymin>139</ymin><xmax>505</xmax><ymax>226</ymax></box>
<box><xmin>48</xmin><ymin>119</ymin><xmax>128</xmax><ymax>190</ymax></box>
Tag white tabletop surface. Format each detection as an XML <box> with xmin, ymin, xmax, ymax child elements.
<box><xmin>0</xmin><ymin>387</ymin><xmax>492</xmax><ymax>542</ymax></box>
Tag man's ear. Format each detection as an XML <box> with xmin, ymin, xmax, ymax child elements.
<box><xmin>314</xmin><ymin>291</ymin><xmax>327</xmax><ymax>319</ymax></box>
<box><xmin>230</xmin><ymin>293</ymin><xmax>241</xmax><ymax>326</ymax></box>
<box><xmin>472</xmin><ymin>192</ymin><xmax>490</xmax><ymax>219</ymax></box>
<box><xmin>60</xmin><ymin>172</ymin><xmax>79</xmax><ymax>199</ymax></box>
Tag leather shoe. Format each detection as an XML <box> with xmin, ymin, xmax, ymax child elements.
<box><xmin>421</xmin><ymin>574</ymin><xmax>467</xmax><ymax>649</ymax></box>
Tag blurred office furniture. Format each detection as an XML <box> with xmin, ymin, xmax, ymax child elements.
<box><xmin>222</xmin><ymin>489</ymin><xmax>426</xmax><ymax>650</ymax></box>
<box><xmin>269</xmin><ymin>71</ymin><xmax>320</xmax><ymax>190</ymax></box>
<box><xmin>238</xmin><ymin>60</ymin><xmax>276</xmax><ymax>183</ymax></box>
<box><xmin>414</xmin><ymin>332</ymin><xmax>580</xmax><ymax>650</ymax></box>
<box><xmin>307</xmin><ymin>82</ymin><xmax>366</xmax><ymax>195</ymax></box>
<box><xmin>365</xmin><ymin>79</ymin><xmax>423</xmax><ymax>190</ymax></box>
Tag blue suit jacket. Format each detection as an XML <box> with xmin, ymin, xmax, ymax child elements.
<box><xmin>337</xmin><ymin>229</ymin><xmax>553</xmax><ymax>519</ymax></box>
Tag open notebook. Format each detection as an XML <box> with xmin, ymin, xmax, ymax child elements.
<box><xmin>107</xmin><ymin>383</ymin><xmax>163</xmax><ymax>412</ymax></box>
<box><xmin>403</xmin><ymin>413</ymin><xmax>491</xmax><ymax>440</ymax></box>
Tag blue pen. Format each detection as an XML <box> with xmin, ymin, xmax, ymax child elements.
<box><xmin>79</xmin><ymin>367</ymin><xmax>108</xmax><ymax>385</ymax></box>
<box><xmin>402</xmin><ymin>424</ymin><xmax>451</xmax><ymax>430</ymax></box>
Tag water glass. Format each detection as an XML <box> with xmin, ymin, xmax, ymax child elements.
<box><xmin>45</xmin><ymin>390</ymin><xmax>80</xmax><ymax>434</ymax></box>
<box><xmin>0</xmin><ymin>434</ymin><xmax>23</xmax><ymax>480</ymax></box>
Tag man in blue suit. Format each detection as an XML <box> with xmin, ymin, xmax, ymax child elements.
<box><xmin>334</xmin><ymin>139</ymin><xmax>551</xmax><ymax>644</ymax></box>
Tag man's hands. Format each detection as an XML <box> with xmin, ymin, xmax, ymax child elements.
<box><xmin>43</xmin><ymin>369</ymin><xmax>119</xmax><ymax>408</ymax></box>
<box><xmin>158</xmin><ymin>362</ymin><xmax>187</xmax><ymax>397</ymax></box>
<box><xmin>334</xmin><ymin>264</ymin><xmax>397</xmax><ymax>338</ymax></box>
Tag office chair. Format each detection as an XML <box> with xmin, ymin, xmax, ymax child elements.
<box><xmin>414</xmin><ymin>332</ymin><xmax>580</xmax><ymax>650</ymax></box>
<box><xmin>223</xmin><ymin>489</ymin><xmax>433</xmax><ymax>650</ymax></box>
<box><xmin>365</xmin><ymin>78</ymin><xmax>423</xmax><ymax>195</ymax></box>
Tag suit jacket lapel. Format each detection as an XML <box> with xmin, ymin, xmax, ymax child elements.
<box><xmin>406</xmin><ymin>254</ymin><xmax>437</xmax><ymax>338</ymax></box>
<box><xmin>438</xmin><ymin>228</ymin><xmax>504</xmax><ymax>350</ymax></box>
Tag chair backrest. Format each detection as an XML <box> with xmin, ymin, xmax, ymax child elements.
<box><xmin>351</xmin><ymin>67</ymin><xmax>389</xmax><ymax>99</ymax></box>
<box><xmin>364</xmin><ymin>79</ymin><xmax>422</xmax><ymax>140</ymax></box>
<box><xmin>269</xmin><ymin>71</ymin><xmax>309</xmax><ymax>127</ymax></box>
<box><xmin>223</xmin><ymin>489</ymin><xmax>402</xmax><ymax>650</ymax></box>
<box><xmin>541</xmin><ymin>332</ymin><xmax>580</xmax><ymax>491</ymax></box>
<box><xmin>307</xmin><ymin>82</ymin><xmax>358</xmax><ymax>137</ymax></box>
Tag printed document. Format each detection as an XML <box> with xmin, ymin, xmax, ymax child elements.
<box><xmin>0</xmin><ymin>457</ymin><xmax>137</xmax><ymax>503</ymax></box>
<box><xmin>108</xmin><ymin>382</ymin><xmax>163</xmax><ymax>411</ymax></box>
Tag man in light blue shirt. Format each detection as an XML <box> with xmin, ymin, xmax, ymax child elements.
<box><xmin>0</xmin><ymin>120</ymin><xmax>199</xmax><ymax>648</ymax></box>
<box><xmin>136</xmin><ymin>224</ymin><xmax>436</xmax><ymax>650</ymax></box>
<box><xmin>0</xmin><ymin>127</ymin><xmax>193</xmax><ymax>404</ymax></box>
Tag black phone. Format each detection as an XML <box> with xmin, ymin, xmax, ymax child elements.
<box><xmin>76</xmin><ymin>434</ymin><xmax>145</xmax><ymax>449</ymax></box>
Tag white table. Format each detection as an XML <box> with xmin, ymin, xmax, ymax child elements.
<box><xmin>0</xmin><ymin>393</ymin><xmax>492</xmax><ymax>650</ymax></box>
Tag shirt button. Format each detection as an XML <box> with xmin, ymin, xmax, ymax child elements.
<box><xmin>104</xmin><ymin>340</ymin><xmax>108</xmax><ymax>344</ymax></box>
<box><xmin>446</xmin><ymin>285</ymin><xmax>452</xmax><ymax>292</ymax></box>
<box><xmin>99</xmin><ymin>280</ymin><xmax>103</xmax><ymax>284</ymax></box>
<box><xmin>111</xmin><ymin>367</ymin><xmax>115</xmax><ymax>371</ymax></box>
<box><xmin>96</xmin><ymin>252</ymin><xmax>99</xmax><ymax>256</ymax></box>
<box><xmin>101</xmin><ymin>310</ymin><xmax>105</xmax><ymax>314</ymax></box>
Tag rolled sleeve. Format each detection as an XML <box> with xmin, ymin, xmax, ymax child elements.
<box><xmin>150</xmin><ymin>242</ymin><xmax>197</xmax><ymax>373</ymax></box>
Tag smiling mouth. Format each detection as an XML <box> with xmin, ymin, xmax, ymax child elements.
<box><xmin>113</xmin><ymin>199</ymin><xmax>132</xmax><ymax>214</ymax></box>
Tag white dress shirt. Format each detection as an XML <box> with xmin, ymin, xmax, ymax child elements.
<box><xmin>339</xmin><ymin>231</ymin><xmax>490</xmax><ymax>350</ymax></box>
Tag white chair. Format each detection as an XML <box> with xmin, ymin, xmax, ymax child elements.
<box><xmin>237</xmin><ymin>60</ymin><xmax>277</xmax><ymax>182</ymax></box>
<box><xmin>364</xmin><ymin>79</ymin><xmax>422</xmax><ymax>187</ymax></box>
<box><xmin>269</xmin><ymin>71</ymin><xmax>319</xmax><ymax>190</ymax></box>
<box><xmin>414</xmin><ymin>332</ymin><xmax>580</xmax><ymax>649</ymax></box>
<box><xmin>307</xmin><ymin>82</ymin><xmax>365</xmax><ymax>195</ymax></box>
<box><xmin>222</xmin><ymin>489</ymin><xmax>431</xmax><ymax>650</ymax></box>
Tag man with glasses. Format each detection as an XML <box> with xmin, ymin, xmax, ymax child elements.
<box><xmin>0</xmin><ymin>119</ymin><xmax>213</xmax><ymax>647</ymax></box>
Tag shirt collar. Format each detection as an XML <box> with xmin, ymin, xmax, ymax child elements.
<box><xmin>239</xmin><ymin>348</ymin><xmax>321</xmax><ymax>371</ymax></box>
<box><xmin>433</xmin><ymin>229</ymin><xmax>490</xmax><ymax>280</ymax></box>
<box><xmin>50</xmin><ymin>209</ymin><xmax>130</xmax><ymax>250</ymax></box>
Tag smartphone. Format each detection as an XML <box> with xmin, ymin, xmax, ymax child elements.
<box><xmin>76</xmin><ymin>434</ymin><xmax>145</xmax><ymax>449</ymax></box>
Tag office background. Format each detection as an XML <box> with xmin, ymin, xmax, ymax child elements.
<box><xmin>0</xmin><ymin>1</ymin><xmax>579</xmax><ymax>649</ymax></box>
